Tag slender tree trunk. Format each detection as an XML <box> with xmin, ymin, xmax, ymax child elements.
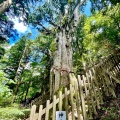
<box><xmin>12</xmin><ymin>42</ymin><xmax>28</xmax><ymax>103</ymax></box>
<box><xmin>24</xmin><ymin>81</ymin><xmax>31</xmax><ymax>102</ymax></box>
<box><xmin>12</xmin><ymin>82</ymin><xmax>20</xmax><ymax>103</ymax></box>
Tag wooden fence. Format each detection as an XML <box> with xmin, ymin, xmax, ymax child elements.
<box><xmin>29</xmin><ymin>54</ymin><xmax>120</xmax><ymax>120</ymax></box>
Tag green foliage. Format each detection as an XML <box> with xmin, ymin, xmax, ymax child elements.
<box><xmin>90</xmin><ymin>0</ymin><xmax>119</xmax><ymax>13</ymax></box>
<box><xmin>17</xmin><ymin>34</ymin><xmax>53</xmax><ymax>101</ymax></box>
<box><xmin>29</xmin><ymin>0</ymin><xmax>80</xmax><ymax>29</ymax></box>
<box><xmin>68</xmin><ymin>0</ymin><xmax>74</xmax><ymax>4</ymax></box>
<box><xmin>0</xmin><ymin>14</ymin><xmax>8</xmax><ymax>21</ymax></box>
<box><xmin>0</xmin><ymin>46</ymin><xmax>5</xmax><ymax>59</ymax></box>
<box><xmin>101</xmin><ymin>99</ymin><xmax>120</xmax><ymax>120</ymax></box>
<box><xmin>0</xmin><ymin>37</ymin><xmax>33</xmax><ymax>103</ymax></box>
<box><xmin>73</xmin><ymin>3</ymin><xmax>120</xmax><ymax>73</ymax></box>
<box><xmin>0</xmin><ymin>107</ymin><xmax>30</xmax><ymax>120</ymax></box>
<box><xmin>50</xmin><ymin>39</ymin><xmax>56</xmax><ymax>56</ymax></box>
<box><xmin>82</xmin><ymin>3</ymin><xmax>120</xmax><ymax>65</ymax></box>
<box><xmin>84</xmin><ymin>3</ymin><xmax>120</xmax><ymax>45</ymax></box>
<box><xmin>0</xmin><ymin>71</ymin><xmax>13</xmax><ymax>106</ymax></box>
<box><xmin>62</xmin><ymin>16</ymin><xmax>67</xmax><ymax>25</ymax></box>
<box><xmin>0</xmin><ymin>34</ymin><xmax>53</xmax><ymax>102</ymax></box>
<box><xmin>73</xmin><ymin>14</ymin><xmax>86</xmax><ymax>73</ymax></box>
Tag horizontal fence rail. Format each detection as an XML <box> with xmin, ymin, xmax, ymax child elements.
<box><xmin>29</xmin><ymin>54</ymin><xmax>120</xmax><ymax>120</ymax></box>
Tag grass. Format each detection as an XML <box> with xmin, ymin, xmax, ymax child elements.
<box><xmin>0</xmin><ymin>107</ymin><xmax>30</xmax><ymax>120</ymax></box>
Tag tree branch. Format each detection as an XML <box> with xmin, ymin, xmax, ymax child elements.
<box><xmin>36</xmin><ymin>22</ymin><xmax>55</xmax><ymax>35</ymax></box>
<box><xmin>38</xmin><ymin>22</ymin><xmax>50</xmax><ymax>31</ymax></box>
<box><xmin>74</xmin><ymin>0</ymin><xmax>86</xmax><ymax>13</ymax></box>
<box><xmin>69</xmin><ymin>0</ymin><xmax>86</xmax><ymax>24</ymax></box>
<box><xmin>48</xmin><ymin>21</ymin><xmax>58</xmax><ymax>27</ymax></box>
<box><xmin>0</xmin><ymin>0</ymin><xmax>12</xmax><ymax>14</ymax></box>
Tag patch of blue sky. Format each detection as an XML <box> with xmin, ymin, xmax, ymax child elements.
<box><xmin>9</xmin><ymin>21</ymin><xmax>39</xmax><ymax>45</ymax></box>
<box><xmin>29</xmin><ymin>25</ymin><xmax>40</xmax><ymax>40</ymax></box>
<box><xmin>84</xmin><ymin>0</ymin><xmax>91</xmax><ymax>16</ymax></box>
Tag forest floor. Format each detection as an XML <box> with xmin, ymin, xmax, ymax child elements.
<box><xmin>94</xmin><ymin>84</ymin><xmax>120</xmax><ymax>120</ymax></box>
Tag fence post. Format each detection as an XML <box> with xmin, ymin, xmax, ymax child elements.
<box><xmin>78</xmin><ymin>75</ymin><xmax>87</xmax><ymax>120</ymax></box>
<box><xmin>45</xmin><ymin>100</ymin><xmax>50</xmax><ymax>120</ymax></box>
<box><xmin>85</xmin><ymin>72</ymin><xmax>93</xmax><ymax>119</ymax></box>
<box><xmin>38</xmin><ymin>105</ymin><xmax>43</xmax><ymax>120</ymax></box>
<box><xmin>74</xmin><ymin>81</ymin><xmax>81</xmax><ymax>120</ymax></box>
<box><xmin>65</xmin><ymin>88</ymin><xmax>68</xmax><ymax>120</ymax></box>
<box><xmin>52</xmin><ymin>95</ymin><xmax>56</xmax><ymax>120</ymax></box>
<box><xmin>89</xmin><ymin>70</ymin><xmax>97</xmax><ymax>115</ymax></box>
<box><xmin>91</xmin><ymin>68</ymin><xmax>103</xmax><ymax>105</ymax></box>
<box><xmin>30</xmin><ymin>105</ymin><xmax>36</xmax><ymax>120</ymax></box>
<box><xmin>59</xmin><ymin>91</ymin><xmax>62</xmax><ymax>111</ymax></box>
<box><xmin>70</xmin><ymin>84</ymin><xmax>75</xmax><ymax>120</ymax></box>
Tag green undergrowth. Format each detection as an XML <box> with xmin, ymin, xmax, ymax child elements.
<box><xmin>101</xmin><ymin>98</ymin><xmax>120</xmax><ymax>120</ymax></box>
<box><xmin>0</xmin><ymin>106</ymin><xmax>30</xmax><ymax>120</ymax></box>
<box><xmin>94</xmin><ymin>84</ymin><xmax>120</xmax><ymax>120</ymax></box>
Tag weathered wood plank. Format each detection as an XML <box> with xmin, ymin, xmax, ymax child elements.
<box><xmin>38</xmin><ymin>105</ymin><xmax>43</xmax><ymax>120</ymax></box>
<box><xmin>78</xmin><ymin>75</ymin><xmax>87</xmax><ymax>120</ymax></box>
<box><xmin>74</xmin><ymin>81</ymin><xmax>81</xmax><ymax>120</ymax></box>
<box><xmin>91</xmin><ymin>68</ymin><xmax>103</xmax><ymax>105</ymax></box>
<box><xmin>70</xmin><ymin>84</ymin><xmax>75</xmax><ymax>120</ymax></box>
<box><xmin>88</xmin><ymin>71</ymin><xmax>97</xmax><ymax>115</ymax></box>
<box><xmin>86</xmin><ymin>72</ymin><xmax>93</xmax><ymax>119</ymax></box>
<box><xmin>30</xmin><ymin>105</ymin><xmax>36</xmax><ymax>120</ymax></box>
<box><xmin>59</xmin><ymin>91</ymin><xmax>62</xmax><ymax>111</ymax></box>
<box><xmin>105</xmin><ymin>70</ymin><xmax>120</xmax><ymax>84</ymax></box>
<box><xmin>52</xmin><ymin>96</ymin><xmax>56</xmax><ymax>120</ymax></box>
<box><xmin>65</xmin><ymin>88</ymin><xmax>68</xmax><ymax>120</ymax></box>
<box><xmin>45</xmin><ymin>100</ymin><xmax>50</xmax><ymax>120</ymax></box>
<box><xmin>90</xmin><ymin>70</ymin><xmax>100</xmax><ymax>109</ymax></box>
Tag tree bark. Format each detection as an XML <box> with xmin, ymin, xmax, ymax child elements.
<box><xmin>24</xmin><ymin>81</ymin><xmax>31</xmax><ymax>102</ymax></box>
<box><xmin>50</xmin><ymin>29</ymin><xmax>73</xmax><ymax>96</ymax></box>
<box><xmin>0</xmin><ymin>0</ymin><xmax>12</xmax><ymax>14</ymax></box>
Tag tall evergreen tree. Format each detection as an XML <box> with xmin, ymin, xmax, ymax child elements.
<box><xmin>29</xmin><ymin>0</ymin><xmax>86</xmax><ymax>96</ymax></box>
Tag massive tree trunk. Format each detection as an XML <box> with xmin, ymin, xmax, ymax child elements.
<box><xmin>0</xmin><ymin>0</ymin><xmax>12</xmax><ymax>14</ymax></box>
<box><xmin>50</xmin><ymin>28</ymin><xmax>74</xmax><ymax>96</ymax></box>
<box><xmin>49</xmin><ymin>0</ymin><xmax>86</xmax><ymax>97</ymax></box>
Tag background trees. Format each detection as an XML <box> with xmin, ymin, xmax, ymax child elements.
<box><xmin>0</xmin><ymin>33</ymin><xmax>53</xmax><ymax>104</ymax></box>
<box><xmin>82</xmin><ymin>3</ymin><xmax>120</xmax><ymax>66</ymax></box>
<box><xmin>0</xmin><ymin>0</ymin><xmax>41</xmax><ymax>42</ymax></box>
<box><xmin>90</xmin><ymin>0</ymin><xmax>119</xmax><ymax>12</ymax></box>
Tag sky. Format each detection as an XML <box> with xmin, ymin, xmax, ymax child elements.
<box><xmin>84</xmin><ymin>1</ymin><xmax>91</xmax><ymax>16</ymax></box>
<box><xmin>9</xmin><ymin>17</ymin><xmax>39</xmax><ymax>44</ymax></box>
<box><xmin>9</xmin><ymin>1</ymin><xmax>91</xmax><ymax>45</ymax></box>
